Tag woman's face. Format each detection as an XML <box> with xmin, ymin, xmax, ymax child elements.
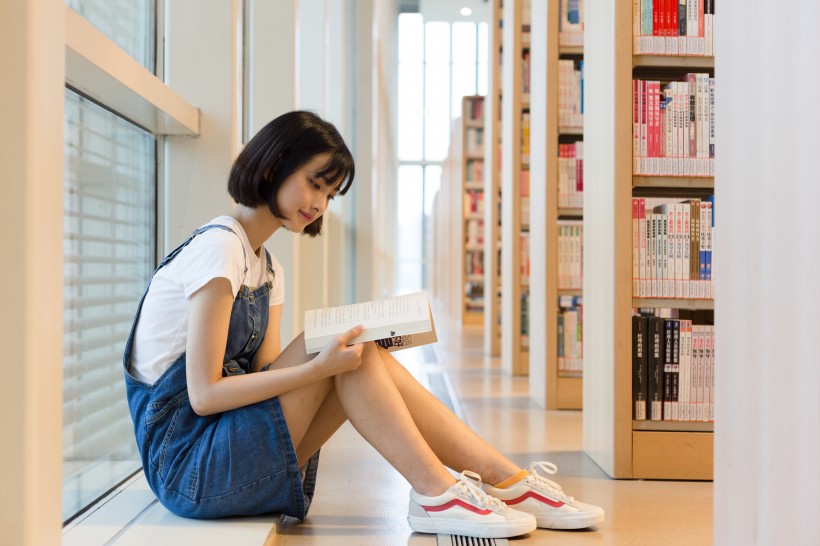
<box><xmin>275</xmin><ymin>152</ymin><xmax>339</xmax><ymax>233</ymax></box>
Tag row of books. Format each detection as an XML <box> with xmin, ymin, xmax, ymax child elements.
<box><xmin>633</xmin><ymin>74</ymin><xmax>714</xmax><ymax>177</ymax></box>
<box><xmin>559</xmin><ymin>221</ymin><xmax>583</xmax><ymax>290</ymax></box>
<box><xmin>465</xmin><ymin>127</ymin><xmax>484</xmax><ymax>157</ymax></box>
<box><xmin>465</xmin><ymin>218</ymin><xmax>484</xmax><ymax>248</ymax></box>
<box><xmin>558</xmin><ymin>141</ymin><xmax>584</xmax><ymax>209</ymax></box>
<box><xmin>465</xmin><ymin>249</ymin><xmax>484</xmax><ymax>277</ymax></box>
<box><xmin>464</xmin><ymin>96</ymin><xmax>484</xmax><ymax>123</ymax></box>
<box><xmin>521</xmin><ymin>112</ymin><xmax>531</xmax><ymax>164</ymax></box>
<box><xmin>465</xmin><ymin>279</ymin><xmax>484</xmax><ymax>312</ymax></box>
<box><xmin>558</xmin><ymin>295</ymin><xmax>583</xmax><ymax>372</ymax></box>
<box><xmin>520</xmin><ymin>169</ymin><xmax>531</xmax><ymax>227</ymax></box>
<box><xmin>464</xmin><ymin>189</ymin><xmax>484</xmax><ymax>216</ymax></box>
<box><xmin>466</xmin><ymin>158</ymin><xmax>484</xmax><ymax>185</ymax></box>
<box><xmin>632</xmin><ymin>197</ymin><xmax>713</xmax><ymax>299</ymax></box>
<box><xmin>559</xmin><ymin>0</ymin><xmax>584</xmax><ymax>47</ymax></box>
<box><xmin>522</xmin><ymin>50</ymin><xmax>531</xmax><ymax>96</ymax></box>
<box><xmin>633</xmin><ymin>0</ymin><xmax>714</xmax><ymax>56</ymax></box>
<box><xmin>633</xmin><ymin>315</ymin><xmax>714</xmax><ymax>422</ymax></box>
<box><xmin>521</xmin><ymin>292</ymin><xmax>530</xmax><ymax>350</ymax></box>
<box><xmin>559</xmin><ymin>59</ymin><xmax>584</xmax><ymax>128</ymax></box>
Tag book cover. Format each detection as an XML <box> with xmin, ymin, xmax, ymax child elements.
<box><xmin>633</xmin><ymin>315</ymin><xmax>649</xmax><ymax>420</ymax></box>
<box><xmin>304</xmin><ymin>292</ymin><xmax>437</xmax><ymax>354</ymax></box>
<box><xmin>648</xmin><ymin>316</ymin><xmax>664</xmax><ymax>420</ymax></box>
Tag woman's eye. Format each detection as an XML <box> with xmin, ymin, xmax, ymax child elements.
<box><xmin>311</xmin><ymin>181</ymin><xmax>321</xmax><ymax>190</ymax></box>
<box><xmin>327</xmin><ymin>194</ymin><xmax>336</xmax><ymax>201</ymax></box>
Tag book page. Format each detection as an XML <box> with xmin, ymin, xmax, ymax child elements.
<box><xmin>305</xmin><ymin>292</ymin><xmax>429</xmax><ymax>336</ymax></box>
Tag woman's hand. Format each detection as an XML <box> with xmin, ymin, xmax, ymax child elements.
<box><xmin>313</xmin><ymin>325</ymin><xmax>365</xmax><ymax>377</ymax></box>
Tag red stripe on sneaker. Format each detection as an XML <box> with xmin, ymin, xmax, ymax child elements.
<box><xmin>504</xmin><ymin>491</ymin><xmax>565</xmax><ymax>508</ymax></box>
<box><xmin>422</xmin><ymin>499</ymin><xmax>492</xmax><ymax>515</ymax></box>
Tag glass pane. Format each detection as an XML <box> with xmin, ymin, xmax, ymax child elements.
<box><xmin>452</xmin><ymin>22</ymin><xmax>477</xmax><ymax>64</ymax></box>
<box><xmin>452</xmin><ymin>63</ymin><xmax>477</xmax><ymax>119</ymax></box>
<box><xmin>63</xmin><ymin>90</ymin><xmax>155</xmax><ymax>521</ymax></box>
<box><xmin>425</xmin><ymin>61</ymin><xmax>450</xmax><ymax>160</ymax></box>
<box><xmin>66</xmin><ymin>0</ymin><xmax>156</xmax><ymax>72</ymax></box>
<box><xmin>398</xmin><ymin>13</ymin><xmax>423</xmax><ymax>63</ymax></box>
<box><xmin>478</xmin><ymin>22</ymin><xmax>489</xmax><ymax>96</ymax></box>
<box><xmin>424</xmin><ymin>22</ymin><xmax>451</xmax><ymax>63</ymax></box>
<box><xmin>396</xmin><ymin>166</ymin><xmax>424</xmax><ymax>293</ymax></box>
<box><xmin>398</xmin><ymin>62</ymin><xmax>424</xmax><ymax>161</ymax></box>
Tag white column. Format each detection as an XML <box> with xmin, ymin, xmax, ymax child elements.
<box><xmin>0</xmin><ymin>0</ymin><xmax>64</xmax><ymax>543</ymax></box>
<box><xmin>247</xmin><ymin>0</ymin><xmax>300</xmax><ymax>343</ymax></box>
<box><xmin>715</xmin><ymin>1</ymin><xmax>820</xmax><ymax>544</ymax></box>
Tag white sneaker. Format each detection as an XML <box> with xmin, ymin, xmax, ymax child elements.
<box><xmin>407</xmin><ymin>470</ymin><xmax>537</xmax><ymax>538</ymax></box>
<box><xmin>482</xmin><ymin>462</ymin><xmax>605</xmax><ymax>530</ymax></box>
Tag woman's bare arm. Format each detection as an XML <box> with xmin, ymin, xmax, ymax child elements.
<box><xmin>185</xmin><ymin>278</ymin><xmax>363</xmax><ymax>416</ymax></box>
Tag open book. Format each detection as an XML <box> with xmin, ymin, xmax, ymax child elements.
<box><xmin>304</xmin><ymin>291</ymin><xmax>438</xmax><ymax>355</ymax></box>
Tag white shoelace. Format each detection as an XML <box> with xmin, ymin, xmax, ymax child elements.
<box><xmin>454</xmin><ymin>470</ymin><xmax>508</xmax><ymax>513</ymax></box>
<box><xmin>527</xmin><ymin>461</ymin><xmax>575</xmax><ymax>504</ymax></box>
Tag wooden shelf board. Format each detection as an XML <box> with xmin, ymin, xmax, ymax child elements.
<box><xmin>632</xmin><ymin>298</ymin><xmax>714</xmax><ymax>310</ymax></box>
<box><xmin>633</xmin><ymin>420</ymin><xmax>714</xmax><ymax>432</ymax></box>
<box><xmin>632</xmin><ymin>55</ymin><xmax>714</xmax><ymax>68</ymax></box>
<box><xmin>559</xmin><ymin>126</ymin><xmax>583</xmax><ymax>136</ymax></box>
<box><xmin>632</xmin><ymin>430</ymin><xmax>713</xmax><ymax>480</ymax></box>
<box><xmin>558</xmin><ymin>289</ymin><xmax>583</xmax><ymax>297</ymax></box>
<box><xmin>558</xmin><ymin>208</ymin><xmax>583</xmax><ymax>218</ymax></box>
<box><xmin>633</xmin><ymin>176</ymin><xmax>714</xmax><ymax>189</ymax></box>
<box><xmin>559</xmin><ymin>45</ymin><xmax>584</xmax><ymax>56</ymax></box>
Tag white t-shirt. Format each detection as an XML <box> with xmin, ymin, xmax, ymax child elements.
<box><xmin>130</xmin><ymin>216</ymin><xmax>285</xmax><ymax>384</ymax></box>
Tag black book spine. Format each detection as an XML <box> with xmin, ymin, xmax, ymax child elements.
<box><xmin>679</xmin><ymin>0</ymin><xmax>687</xmax><ymax>39</ymax></box>
<box><xmin>632</xmin><ymin>316</ymin><xmax>648</xmax><ymax>420</ymax></box>
<box><xmin>648</xmin><ymin>317</ymin><xmax>664</xmax><ymax>420</ymax></box>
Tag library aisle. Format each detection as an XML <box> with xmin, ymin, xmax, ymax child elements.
<box><xmin>274</xmin><ymin>313</ymin><xmax>713</xmax><ymax>545</ymax></box>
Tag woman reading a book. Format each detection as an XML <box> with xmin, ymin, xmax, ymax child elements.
<box><xmin>123</xmin><ymin>110</ymin><xmax>603</xmax><ymax>539</ymax></box>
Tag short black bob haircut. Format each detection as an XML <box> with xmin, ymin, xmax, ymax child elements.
<box><xmin>228</xmin><ymin>110</ymin><xmax>355</xmax><ymax>237</ymax></box>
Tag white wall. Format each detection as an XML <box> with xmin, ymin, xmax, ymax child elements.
<box><xmin>714</xmin><ymin>1</ymin><xmax>820</xmax><ymax>544</ymax></box>
<box><xmin>0</xmin><ymin>1</ymin><xmax>64</xmax><ymax>543</ymax></box>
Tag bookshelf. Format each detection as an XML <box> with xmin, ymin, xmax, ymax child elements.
<box><xmin>584</xmin><ymin>0</ymin><xmax>715</xmax><ymax>480</ymax></box>
<box><xmin>499</xmin><ymin>0</ymin><xmax>531</xmax><ymax>376</ymax></box>
<box><xmin>483</xmin><ymin>0</ymin><xmax>502</xmax><ymax>356</ymax></box>
<box><xmin>462</xmin><ymin>96</ymin><xmax>486</xmax><ymax>325</ymax></box>
<box><xmin>530</xmin><ymin>0</ymin><xmax>585</xmax><ymax>410</ymax></box>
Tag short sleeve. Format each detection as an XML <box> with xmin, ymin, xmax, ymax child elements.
<box><xmin>175</xmin><ymin>228</ymin><xmax>247</xmax><ymax>299</ymax></box>
<box><xmin>268</xmin><ymin>251</ymin><xmax>285</xmax><ymax>307</ymax></box>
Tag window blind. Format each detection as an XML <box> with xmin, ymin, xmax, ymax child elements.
<box><xmin>62</xmin><ymin>89</ymin><xmax>156</xmax><ymax>521</ymax></box>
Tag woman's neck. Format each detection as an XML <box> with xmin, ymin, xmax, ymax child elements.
<box><xmin>227</xmin><ymin>205</ymin><xmax>282</xmax><ymax>253</ymax></box>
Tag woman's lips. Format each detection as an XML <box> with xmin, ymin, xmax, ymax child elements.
<box><xmin>300</xmin><ymin>211</ymin><xmax>313</xmax><ymax>222</ymax></box>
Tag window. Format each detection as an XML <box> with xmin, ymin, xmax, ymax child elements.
<box><xmin>397</xmin><ymin>13</ymin><xmax>488</xmax><ymax>292</ymax></box>
<box><xmin>62</xmin><ymin>0</ymin><xmax>158</xmax><ymax>522</ymax></box>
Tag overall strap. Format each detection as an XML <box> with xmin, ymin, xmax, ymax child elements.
<box><xmin>123</xmin><ymin>224</ymin><xmax>244</xmax><ymax>369</ymax></box>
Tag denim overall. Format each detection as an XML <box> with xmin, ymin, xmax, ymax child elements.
<box><xmin>123</xmin><ymin>224</ymin><xmax>318</xmax><ymax>519</ymax></box>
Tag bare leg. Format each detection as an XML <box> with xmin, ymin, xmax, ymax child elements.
<box><xmin>269</xmin><ymin>335</ymin><xmax>455</xmax><ymax>496</ymax></box>
<box><xmin>377</xmin><ymin>347</ymin><xmax>521</xmax><ymax>485</ymax></box>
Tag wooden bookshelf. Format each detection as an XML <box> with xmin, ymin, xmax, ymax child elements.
<box><xmin>462</xmin><ymin>96</ymin><xmax>486</xmax><ymax>326</ymax></box>
<box><xmin>583</xmin><ymin>0</ymin><xmax>715</xmax><ymax>480</ymax></box>
<box><xmin>499</xmin><ymin>0</ymin><xmax>531</xmax><ymax>375</ymax></box>
<box><xmin>484</xmin><ymin>0</ymin><xmax>503</xmax><ymax>356</ymax></box>
<box><xmin>529</xmin><ymin>0</ymin><xmax>584</xmax><ymax>409</ymax></box>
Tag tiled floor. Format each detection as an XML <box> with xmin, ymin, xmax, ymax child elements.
<box><xmin>275</xmin><ymin>315</ymin><xmax>714</xmax><ymax>545</ymax></box>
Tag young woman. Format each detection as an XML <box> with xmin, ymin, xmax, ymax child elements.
<box><xmin>123</xmin><ymin>110</ymin><xmax>604</xmax><ymax>539</ymax></box>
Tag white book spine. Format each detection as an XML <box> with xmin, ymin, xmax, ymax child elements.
<box><xmin>682</xmin><ymin>203</ymin><xmax>691</xmax><ymax>299</ymax></box>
